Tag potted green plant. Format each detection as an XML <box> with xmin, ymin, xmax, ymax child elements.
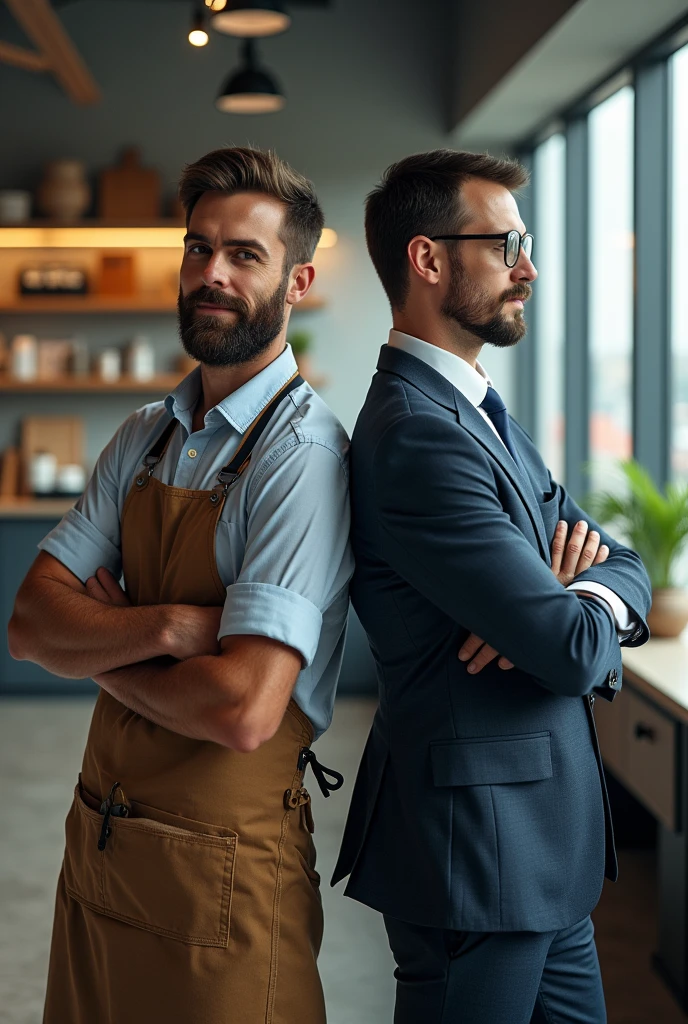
<box><xmin>585</xmin><ymin>459</ymin><xmax>688</xmax><ymax>637</ymax></box>
<box><xmin>288</xmin><ymin>329</ymin><xmax>312</xmax><ymax>359</ymax></box>
<box><xmin>288</xmin><ymin>329</ymin><xmax>317</xmax><ymax>384</ymax></box>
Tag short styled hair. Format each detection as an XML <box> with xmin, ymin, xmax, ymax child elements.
<box><xmin>178</xmin><ymin>146</ymin><xmax>324</xmax><ymax>269</ymax></box>
<box><xmin>365</xmin><ymin>149</ymin><xmax>529</xmax><ymax>310</ymax></box>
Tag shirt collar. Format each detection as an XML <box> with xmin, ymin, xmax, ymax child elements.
<box><xmin>387</xmin><ymin>329</ymin><xmax>492</xmax><ymax>408</ymax></box>
<box><xmin>165</xmin><ymin>344</ymin><xmax>299</xmax><ymax>434</ymax></box>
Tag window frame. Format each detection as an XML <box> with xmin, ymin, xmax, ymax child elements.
<box><xmin>515</xmin><ymin>12</ymin><xmax>688</xmax><ymax>497</ymax></box>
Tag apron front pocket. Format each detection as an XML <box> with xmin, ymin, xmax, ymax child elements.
<box><xmin>63</xmin><ymin>784</ymin><xmax>237</xmax><ymax>947</ymax></box>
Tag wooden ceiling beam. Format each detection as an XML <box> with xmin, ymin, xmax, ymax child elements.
<box><xmin>3</xmin><ymin>0</ymin><xmax>100</xmax><ymax>105</ymax></box>
<box><xmin>0</xmin><ymin>40</ymin><xmax>49</xmax><ymax>73</ymax></box>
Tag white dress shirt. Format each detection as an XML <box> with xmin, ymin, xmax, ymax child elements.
<box><xmin>387</xmin><ymin>329</ymin><xmax>635</xmax><ymax>637</ymax></box>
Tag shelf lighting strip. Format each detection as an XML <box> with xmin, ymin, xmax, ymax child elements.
<box><xmin>0</xmin><ymin>227</ymin><xmax>186</xmax><ymax>248</ymax></box>
<box><xmin>0</xmin><ymin>226</ymin><xmax>338</xmax><ymax>249</ymax></box>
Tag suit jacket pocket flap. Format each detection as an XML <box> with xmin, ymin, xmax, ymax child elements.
<box><xmin>63</xmin><ymin>784</ymin><xmax>237</xmax><ymax>947</ymax></box>
<box><xmin>430</xmin><ymin>732</ymin><xmax>552</xmax><ymax>787</ymax></box>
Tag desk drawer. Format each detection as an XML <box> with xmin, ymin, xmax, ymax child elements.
<box><xmin>624</xmin><ymin>690</ymin><xmax>677</xmax><ymax>832</ymax></box>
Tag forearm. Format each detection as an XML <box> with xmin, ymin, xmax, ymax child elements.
<box><xmin>96</xmin><ymin>634</ymin><xmax>301</xmax><ymax>752</ymax></box>
<box><xmin>9</xmin><ymin>578</ymin><xmax>172</xmax><ymax>678</ymax></box>
<box><xmin>95</xmin><ymin>655</ymin><xmax>247</xmax><ymax>748</ymax></box>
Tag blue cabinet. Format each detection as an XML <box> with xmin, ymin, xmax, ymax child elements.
<box><xmin>0</xmin><ymin>515</ymin><xmax>95</xmax><ymax>694</ymax></box>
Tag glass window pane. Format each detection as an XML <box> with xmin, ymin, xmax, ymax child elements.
<box><xmin>588</xmin><ymin>86</ymin><xmax>635</xmax><ymax>493</ymax></box>
<box><xmin>534</xmin><ymin>133</ymin><xmax>566</xmax><ymax>483</ymax></box>
<box><xmin>671</xmin><ymin>44</ymin><xmax>688</xmax><ymax>481</ymax></box>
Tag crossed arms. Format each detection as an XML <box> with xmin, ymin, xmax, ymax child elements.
<box><xmin>8</xmin><ymin>552</ymin><xmax>302</xmax><ymax>752</ymax></box>
<box><xmin>373</xmin><ymin>411</ymin><xmax>651</xmax><ymax>696</ymax></box>
<box><xmin>458</xmin><ymin>517</ymin><xmax>613</xmax><ymax>673</ymax></box>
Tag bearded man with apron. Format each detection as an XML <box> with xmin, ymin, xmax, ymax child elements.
<box><xmin>9</xmin><ymin>147</ymin><xmax>353</xmax><ymax>1024</ymax></box>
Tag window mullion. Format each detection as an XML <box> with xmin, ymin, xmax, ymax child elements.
<box><xmin>634</xmin><ymin>59</ymin><xmax>671</xmax><ymax>488</ymax></box>
<box><xmin>564</xmin><ymin>116</ymin><xmax>590</xmax><ymax>500</ymax></box>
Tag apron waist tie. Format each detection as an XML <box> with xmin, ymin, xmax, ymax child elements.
<box><xmin>297</xmin><ymin>747</ymin><xmax>344</xmax><ymax>798</ymax></box>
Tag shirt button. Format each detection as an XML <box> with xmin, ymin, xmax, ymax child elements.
<box><xmin>187</xmin><ymin>448</ymin><xmax>197</xmax><ymax>458</ymax></box>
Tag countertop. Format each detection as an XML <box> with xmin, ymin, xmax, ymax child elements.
<box><xmin>623</xmin><ymin>633</ymin><xmax>688</xmax><ymax>723</ymax></box>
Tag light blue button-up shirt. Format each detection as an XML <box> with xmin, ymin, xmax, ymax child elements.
<box><xmin>39</xmin><ymin>344</ymin><xmax>353</xmax><ymax>738</ymax></box>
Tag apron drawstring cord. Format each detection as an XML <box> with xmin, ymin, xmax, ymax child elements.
<box><xmin>97</xmin><ymin>781</ymin><xmax>130</xmax><ymax>851</ymax></box>
<box><xmin>297</xmin><ymin>747</ymin><xmax>344</xmax><ymax>799</ymax></box>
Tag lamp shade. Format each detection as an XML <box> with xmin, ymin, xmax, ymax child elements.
<box><xmin>215</xmin><ymin>40</ymin><xmax>285</xmax><ymax>114</ymax></box>
<box><xmin>212</xmin><ymin>0</ymin><xmax>290</xmax><ymax>37</ymax></box>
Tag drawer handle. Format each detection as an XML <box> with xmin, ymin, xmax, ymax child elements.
<box><xmin>634</xmin><ymin>722</ymin><xmax>656</xmax><ymax>742</ymax></box>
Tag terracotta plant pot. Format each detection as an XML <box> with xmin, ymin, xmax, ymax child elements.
<box><xmin>647</xmin><ymin>588</ymin><xmax>688</xmax><ymax>638</ymax></box>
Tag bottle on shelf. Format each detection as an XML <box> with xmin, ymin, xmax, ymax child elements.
<box><xmin>125</xmin><ymin>335</ymin><xmax>155</xmax><ymax>381</ymax></box>
<box><xmin>10</xmin><ymin>334</ymin><xmax>38</xmax><ymax>380</ymax></box>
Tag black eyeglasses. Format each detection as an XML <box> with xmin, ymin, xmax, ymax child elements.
<box><xmin>430</xmin><ymin>230</ymin><xmax>534</xmax><ymax>269</ymax></box>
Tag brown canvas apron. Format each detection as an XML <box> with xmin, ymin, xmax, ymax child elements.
<box><xmin>44</xmin><ymin>372</ymin><xmax>342</xmax><ymax>1024</ymax></box>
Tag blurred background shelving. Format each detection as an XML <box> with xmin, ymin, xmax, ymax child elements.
<box><xmin>0</xmin><ymin>217</ymin><xmax>329</xmax><ymax>494</ymax></box>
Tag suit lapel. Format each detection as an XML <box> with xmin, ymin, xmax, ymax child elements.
<box><xmin>452</xmin><ymin>390</ymin><xmax>550</xmax><ymax>559</ymax></box>
<box><xmin>375</xmin><ymin>346</ymin><xmax>550</xmax><ymax>559</ymax></box>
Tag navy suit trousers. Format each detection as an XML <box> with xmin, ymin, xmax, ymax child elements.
<box><xmin>384</xmin><ymin>914</ymin><xmax>606</xmax><ymax>1024</ymax></box>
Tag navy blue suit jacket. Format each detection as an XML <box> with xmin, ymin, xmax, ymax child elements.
<box><xmin>332</xmin><ymin>345</ymin><xmax>651</xmax><ymax>933</ymax></box>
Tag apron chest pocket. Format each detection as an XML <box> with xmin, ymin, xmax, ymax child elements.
<box><xmin>63</xmin><ymin>785</ymin><xmax>237</xmax><ymax>947</ymax></box>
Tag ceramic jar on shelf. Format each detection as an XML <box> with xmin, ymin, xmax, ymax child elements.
<box><xmin>37</xmin><ymin>160</ymin><xmax>91</xmax><ymax>221</ymax></box>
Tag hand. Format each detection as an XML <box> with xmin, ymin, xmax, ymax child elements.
<box><xmin>85</xmin><ymin>567</ymin><xmax>131</xmax><ymax>607</ymax></box>
<box><xmin>458</xmin><ymin>521</ymin><xmax>610</xmax><ymax>675</ymax></box>
<box><xmin>164</xmin><ymin>605</ymin><xmax>224</xmax><ymax>661</ymax></box>
<box><xmin>550</xmin><ymin>519</ymin><xmax>608</xmax><ymax>586</ymax></box>
<box><xmin>85</xmin><ymin>568</ymin><xmax>222</xmax><ymax>661</ymax></box>
<box><xmin>458</xmin><ymin>633</ymin><xmax>514</xmax><ymax>675</ymax></box>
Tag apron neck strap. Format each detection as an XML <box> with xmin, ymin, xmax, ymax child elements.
<box><xmin>216</xmin><ymin>371</ymin><xmax>304</xmax><ymax>491</ymax></box>
<box><xmin>139</xmin><ymin>371</ymin><xmax>304</xmax><ymax>485</ymax></box>
<box><xmin>143</xmin><ymin>417</ymin><xmax>179</xmax><ymax>475</ymax></box>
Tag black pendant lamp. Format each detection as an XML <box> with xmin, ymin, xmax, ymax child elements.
<box><xmin>215</xmin><ymin>39</ymin><xmax>285</xmax><ymax>114</ymax></box>
<box><xmin>212</xmin><ymin>0</ymin><xmax>291</xmax><ymax>37</ymax></box>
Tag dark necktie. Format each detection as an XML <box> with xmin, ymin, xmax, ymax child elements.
<box><xmin>479</xmin><ymin>386</ymin><xmax>519</xmax><ymax>463</ymax></box>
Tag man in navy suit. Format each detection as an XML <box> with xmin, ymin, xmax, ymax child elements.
<box><xmin>332</xmin><ymin>150</ymin><xmax>651</xmax><ymax>1023</ymax></box>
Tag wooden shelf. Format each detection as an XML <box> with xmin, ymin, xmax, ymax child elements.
<box><xmin>0</xmin><ymin>294</ymin><xmax>177</xmax><ymax>314</ymax></box>
<box><xmin>0</xmin><ymin>293</ymin><xmax>326</xmax><ymax>314</ymax></box>
<box><xmin>1</xmin><ymin>219</ymin><xmax>185</xmax><ymax>228</ymax></box>
<box><xmin>0</xmin><ymin>374</ymin><xmax>184</xmax><ymax>393</ymax></box>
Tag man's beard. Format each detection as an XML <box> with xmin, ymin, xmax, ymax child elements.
<box><xmin>177</xmin><ymin>278</ymin><xmax>288</xmax><ymax>367</ymax></box>
<box><xmin>441</xmin><ymin>250</ymin><xmax>532</xmax><ymax>349</ymax></box>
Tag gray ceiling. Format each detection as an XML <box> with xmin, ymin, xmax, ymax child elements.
<box><xmin>453</xmin><ymin>0</ymin><xmax>688</xmax><ymax>150</ymax></box>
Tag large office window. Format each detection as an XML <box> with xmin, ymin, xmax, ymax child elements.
<box><xmin>534</xmin><ymin>133</ymin><xmax>566</xmax><ymax>483</ymax></box>
<box><xmin>671</xmin><ymin>44</ymin><xmax>688</xmax><ymax>481</ymax></box>
<box><xmin>588</xmin><ymin>86</ymin><xmax>635</xmax><ymax>493</ymax></box>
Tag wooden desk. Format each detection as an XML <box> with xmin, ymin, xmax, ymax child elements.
<box><xmin>595</xmin><ymin>638</ymin><xmax>688</xmax><ymax>1008</ymax></box>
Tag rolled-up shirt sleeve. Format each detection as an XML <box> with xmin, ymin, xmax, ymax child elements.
<box><xmin>38</xmin><ymin>414</ymin><xmax>136</xmax><ymax>583</ymax></box>
<box><xmin>219</xmin><ymin>439</ymin><xmax>352</xmax><ymax>667</ymax></box>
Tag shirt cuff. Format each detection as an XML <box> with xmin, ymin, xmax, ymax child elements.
<box><xmin>219</xmin><ymin>581</ymin><xmax>323</xmax><ymax>668</ymax></box>
<box><xmin>567</xmin><ymin>581</ymin><xmax>637</xmax><ymax>637</ymax></box>
<box><xmin>38</xmin><ymin>507</ymin><xmax>121</xmax><ymax>585</ymax></box>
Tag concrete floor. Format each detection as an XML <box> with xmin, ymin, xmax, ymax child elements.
<box><xmin>1</xmin><ymin>695</ymin><xmax>686</xmax><ymax>1024</ymax></box>
<box><xmin>0</xmin><ymin>696</ymin><xmax>395</xmax><ymax>1024</ymax></box>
